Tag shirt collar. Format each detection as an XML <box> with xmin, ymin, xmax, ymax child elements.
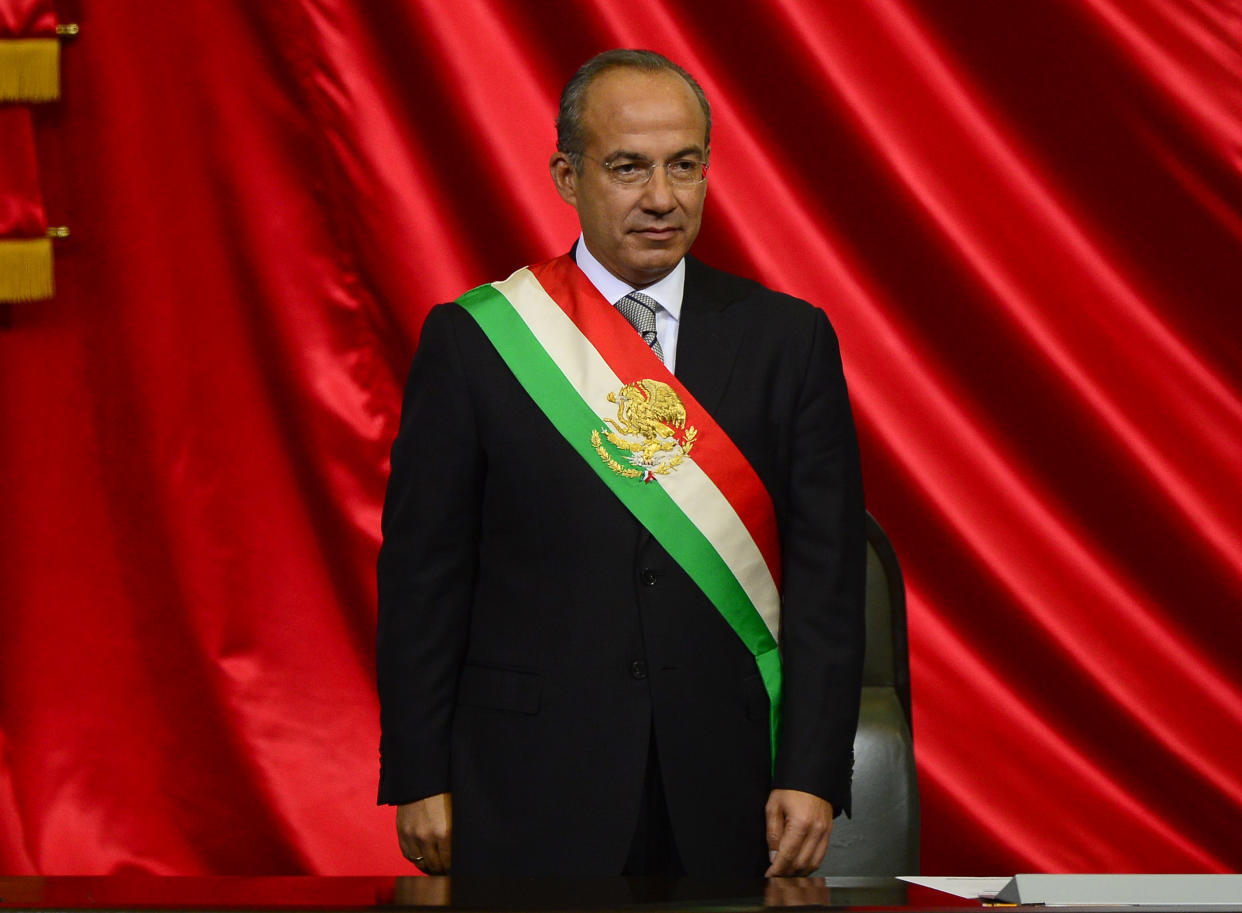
<box><xmin>573</xmin><ymin>234</ymin><xmax>685</xmax><ymax>320</ymax></box>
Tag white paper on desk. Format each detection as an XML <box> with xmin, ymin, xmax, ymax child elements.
<box><xmin>994</xmin><ymin>874</ymin><xmax>1242</xmax><ymax>906</ymax></box>
<box><xmin>898</xmin><ymin>876</ymin><xmax>1012</xmax><ymax>900</ymax></box>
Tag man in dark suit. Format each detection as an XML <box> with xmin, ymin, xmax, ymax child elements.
<box><xmin>377</xmin><ymin>49</ymin><xmax>865</xmax><ymax>878</ymax></box>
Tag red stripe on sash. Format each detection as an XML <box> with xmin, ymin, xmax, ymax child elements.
<box><xmin>529</xmin><ymin>254</ymin><xmax>782</xmax><ymax>588</ymax></box>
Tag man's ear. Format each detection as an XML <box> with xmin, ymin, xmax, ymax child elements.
<box><xmin>549</xmin><ymin>152</ymin><xmax>579</xmax><ymax>208</ymax></box>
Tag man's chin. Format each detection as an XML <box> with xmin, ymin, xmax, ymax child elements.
<box><xmin>624</xmin><ymin>259</ymin><xmax>680</xmax><ymax>287</ymax></box>
<box><xmin>620</xmin><ymin>246</ymin><xmax>688</xmax><ymax>284</ymax></box>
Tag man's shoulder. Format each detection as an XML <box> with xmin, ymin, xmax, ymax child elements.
<box><xmin>685</xmin><ymin>255</ymin><xmax>828</xmax><ymax>326</ymax></box>
<box><xmin>413</xmin><ymin>298</ymin><xmax>499</xmax><ymax>365</ymax></box>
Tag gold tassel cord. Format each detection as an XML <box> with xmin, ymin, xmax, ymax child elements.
<box><xmin>0</xmin><ymin>238</ymin><xmax>55</xmax><ymax>302</ymax></box>
<box><xmin>0</xmin><ymin>38</ymin><xmax>60</xmax><ymax>102</ymax></box>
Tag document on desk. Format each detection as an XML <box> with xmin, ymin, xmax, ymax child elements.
<box><xmin>990</xmin><ymin>874</ymin><xmax>1242</xmax><ymax>906</ymax></box>
<box><xmin>897</xmin><ymin>876</ymin><xmax>1012</xmax><ymax>900</ymax></box>
<box><xmin>903</xmin><ymin>874</ymin><xmax>1242</xmax><ymax>906</ymax></box>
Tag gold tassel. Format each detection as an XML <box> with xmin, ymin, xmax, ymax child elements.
<box><xmin>0</xmin><ymin>38</ymin><xmax>60</xmax><ymax>102</ymax></box>
<box><xmin>0</xmin><ymin>238</ymin><xmax>54</xmax><ymax>302</ymax></box>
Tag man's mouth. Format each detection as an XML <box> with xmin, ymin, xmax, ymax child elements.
<box><xmin>634</xmin><ymin>226</ymin><xmax>679</xmax><ymax>240</ymax></box>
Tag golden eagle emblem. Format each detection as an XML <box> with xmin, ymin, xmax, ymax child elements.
<box><xmin>590</xmin><ymin>378</ymin><xmax>698</xmax><ymax>481</ymax></box>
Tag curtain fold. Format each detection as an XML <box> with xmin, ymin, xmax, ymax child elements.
<box><xmin>1</xmin><ymin>0</ymin><xmax>1239</xmax><ymax>875</ymax></box>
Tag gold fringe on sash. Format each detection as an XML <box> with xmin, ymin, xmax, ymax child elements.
<box><xmin>0</xmin><ymin>38</ymin><xmax>60</xmax><ymax>102</ymax></box>
<box><xmin>0</xmin><ymin>238</ymin><xmax>54</xmax><ymax>301</ymax></box>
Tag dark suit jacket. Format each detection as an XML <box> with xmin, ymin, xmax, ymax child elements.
<box><xmin>376</xmin><ymin>255</ymin><xmax>866</xmax><ymax>877</ymax></box>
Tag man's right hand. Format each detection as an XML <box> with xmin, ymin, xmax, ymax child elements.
<box><xmin>396</xmin><ymin>792</ymin><xmax>452</xmax><ymax>874</ymax></box>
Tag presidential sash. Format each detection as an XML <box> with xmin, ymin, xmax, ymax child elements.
<box><xmin>457</xmin><ymin>254</ymin><xmax>784</xmax><ymax>764</ymax></box>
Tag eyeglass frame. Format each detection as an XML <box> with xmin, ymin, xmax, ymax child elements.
<box><xmin>576</xmin><ymin>153</ymin><xmax>709</xmax><ymax>186</ymax></box>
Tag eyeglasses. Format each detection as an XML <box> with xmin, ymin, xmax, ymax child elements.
<box><xmin>583</xmin><ymin>155</ymin><xmax>709</xmax><ymax>186</ymax></box>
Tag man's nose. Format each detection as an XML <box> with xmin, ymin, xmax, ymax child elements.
<box><xmin>640</xmin><ymin>165</ymin><xmax>676</xmax><ymax>212</ymax></box>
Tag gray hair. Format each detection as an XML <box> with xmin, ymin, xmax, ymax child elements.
<box><xmin>555</xmin><ymin>49</ymin><xmax>712</xmax><ymax>168</ymax></box>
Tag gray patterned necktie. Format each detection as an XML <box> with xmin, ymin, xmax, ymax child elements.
<box><xmin>614</xmin><ymin>291</ymin><xmax>664</xmax><ymax>361</ymax></box>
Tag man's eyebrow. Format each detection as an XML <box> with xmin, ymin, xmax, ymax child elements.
<box><xmin>606</xmin><ymin>146</ymin><xmax>705</xmax><ymax>163</ymax></box>
<box><xmin>605</xmin><ymin>150</ymin><xmax>652</xmax><ymax>163</ymax></box>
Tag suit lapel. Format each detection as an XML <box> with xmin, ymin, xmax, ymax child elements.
<box><xmin>632</xmin><ymin>257</ymin><xmax>744</xmax><ymax>552</ymax></box>
<box><xmin>674</xmin><ymin>257</ymin><xmax>744</xmax><ymax>414</ymax></box>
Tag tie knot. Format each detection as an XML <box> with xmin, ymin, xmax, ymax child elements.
<box><xmin>615</xmin><ymin>292</ymin><xmax>664</xmax><ymax>360</ymax></box>
<box><xmin>620</xmin><ymin>290</ymin><xmax>660</xmax><ymax>314</ymax></box>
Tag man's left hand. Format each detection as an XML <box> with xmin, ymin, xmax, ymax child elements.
<box><xmin>764</xmin><ymin>789</ymin><xmax>834</xmax><ymax>877</ymax></box>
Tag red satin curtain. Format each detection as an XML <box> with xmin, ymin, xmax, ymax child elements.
<box><xmin>0</xmin><ymin>107</ymin><xmax>44</xmax><ymax>234</ymax></box>
<box><xmin>1</xmin><ymin>0</ymin><xmax>1240</xmax><ymax>875</ymax></box>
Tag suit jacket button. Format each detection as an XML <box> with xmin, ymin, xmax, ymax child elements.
<box><xmin>640</xmin><ymin>569</ymin><xmax>658</xmax><ymax>586</ymax></box>
<box><xmin>630</xmin><ymin>660</ymin><xmax>648</xmax><ymax>680</ymax></box>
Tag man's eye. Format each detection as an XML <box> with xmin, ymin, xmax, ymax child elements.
<box><xmin>611</xmin><ymin>162</ymin><xmax>642</xmax><ymax>175</ymax></box>
<box><xmin>669</xmin><ymin>160</ymin><xmax>698</xmax><ymax>174</ymax></box>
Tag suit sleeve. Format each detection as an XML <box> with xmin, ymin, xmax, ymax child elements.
<box><xmin>771</xmin><ymin>306</ymin><xmax>867</xmax><ymax>816</ymax></box>
<box><xmin>376</xmin><ymin>304</ymin><xmax>482</xmax><ymax>805</ymax></box>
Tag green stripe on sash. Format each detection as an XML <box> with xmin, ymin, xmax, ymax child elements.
<box><xmin>458</xmin><ymin>283</ymin><xmax>782</xmax><ymax>764</ymax></box>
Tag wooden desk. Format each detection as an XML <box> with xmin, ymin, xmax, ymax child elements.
<box><xmin>0</xmin><ymin>876</ymin><xmax>953</xmax><ymax>912</ymax></box>
<box><xmin>0</xmin><ymin>875</ymin><xmax>1220</xmax><ymax>912</ymax></box>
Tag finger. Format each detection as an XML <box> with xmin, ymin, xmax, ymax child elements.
<box><xmin>775</xmin><ymin>818</ymin><xmax>811</xmax><ymax>877</ymax></box>
<box><xmin>766</xmin><ymin>847</ymin><xmax>794</xmax><ymax>878</ymax></box>
<box><xmin>423</xmin><ymin>819</ymin><xmax>455</xmax><ymax>874</ymax></box>
<box><xmin>400</xmin><ymin>827</ymin><xmax>437</xmax><ymax>873</ymax></box>
<box><xmin>408</xmin><ymin>842</ymin><xmax>430</xmax><ymax>872</ymax></box>
<box><xmin>793</xmin><ymin>816</ymin><xmax>828</xmax><ymax>873</ymax></box>
<box><xmin>396</xmin><ymin>808</ymin><xmax>422</xmax><ymax>859</ymax></box>
<box><xmin>813</xmin><ymin>822</ymin><xmax>834</xmax><ymax>873</ymax></box>
<box><xmin>396</xmin><ymin>823</ymin><xmax>421</xmax><ymax>865</ymax></box>
<box><xmin>764</xmin><ymin>799</ymin><xmax>784</xmax><ymax>853</ymax></box>
<box><xmin>764</xmin><ymin>800</ymin><xmax>785</xmax><ymax>874</ymax></box>
<box><xmin>400</xmin><ymin>820</ymin><xmax>448</xmax><ymax>871</ymax></box>
<box><xmin>437</xmin><ymin>794</ymin><xmax>453</xmax><ymax>873</ymax></box>
<box><xmin>792</xmin><ymin>837</ymin><xmax>823</xmax><ymax>877</ymax></box>
<box><xmin>404</xmin><ymin>841</ymin><xmax>429</xmax><ymax>871</ymax></box>
<box><xmin>419</xmin><ymin>841</ymin><xmax>444</xmax><ymax>874</ymax></box>
<box><xmin>807</xmin><ymin>830</ymin><xmax>831</xmax><ymax>875</ymax></box>
<box><xmin>793</xmin><ymin>824</ymin><xmax>829</xmax><ymax>875</ymax></box>
<box><xmin>438</xmin><ymin>831</ymin><xmax>452</xmax><ymax>873</ymax></box>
